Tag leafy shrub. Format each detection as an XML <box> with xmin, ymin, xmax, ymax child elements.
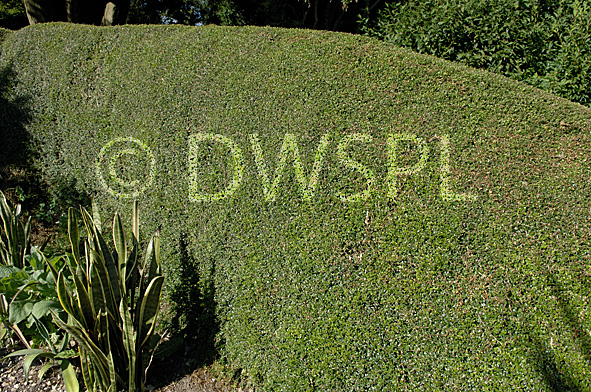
<box><xmin>361</xmin><ymin>0</ymin><xmax>591</xmax><ymax>105</ymax></box>
<box><xmin>1</xmin><ymin>24</ymin><xmax>591</xmax><ymax>390</ymax></box>
<box><xmin>1</xmin><ymin>247</ymin><xmax>79</xmax><ymax>392</ymax></box>
<box><xmin>0</xmin><ymin>189</ymin><xmax>78</xmax><ymax>391</ymax></box>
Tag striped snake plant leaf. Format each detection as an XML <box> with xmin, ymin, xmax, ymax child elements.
<box><xmin>67</xmin><ymin>209</ymin><xmax>81</xmax><ymax>265</ymax></box>
<box><xmin>43</xmin><ymin>254</ymin><xmax>62</xmax><ymax>284</ymax></box>
<box><xmin>0</xmin><ymin>192</ymin><xmax>15</xmax><ymax>266</ymax></box>
<box><xmin>113</xmin><ymin>212</ymin><xmax>127</xmax><ymax>286</ymax></box>
<box><xmin>135</xmin><ymin>232</ymin><xmax>160</xmax><ymax>326</ymax></box>
<box><xmin>95</xmin><ymin>229</ymin><xmax>122</xmax><ymax>308</ymax></box>
<box><xmin>89</xmin><ymin>260</ymin><xmax>105</xmax><ymax>320</ymax></box>
<box><xmin>81</xmin><ymin>208</ymin><xmax>122</xmax><ymax>311</ymax></box>
<box><xmin>94</xmin><ymin>258</ymin><xmax>118</xmax><ymax>321</ymax></box>
<box><xmin>108</xmin><ymin>349</ymin><xmax>117</xmax><ymax>392</ymax></box>
<box><xmin>137</xmin><ymin>275</ymin><xmax>164</xmax><ymax>348</ymax></box>
<box><xmin>0</xmin><ymin>191</ymin><xmax>30</xmax><ymax>268</ymax></box>
<box><xmin>104</xmin><ymin>313</ymin><xmax>120</xmax><ymax>392</ymax></box>
<box><xmin>79</xmin><ymin>349</ymin><xmax>94</xmax><ymax>392</ymax></box>
<box><xmin>52</xmin><ymin>314</ymin><xmax>111</xmax><ymax>385</ymax></box>
<box><xmin>91</xmin><ymin>200</ymin><xmax>102</xmax><ymax>234</ymax></box>
<box><xmin>145</xmin><ymin>231</ymin><xmax>160</xmax><ymax>284</ymax></box>
<box><xmin>20</xmin><ymin>216</ymin><xmax>31</xmax><ymax>267</ymax></box>
<box><xmin>71</xmin><ymin>271</ymin><xmax>94</xmax><ymax>331</ymax></box>
<box><xmin>58</xmin><ymin>202</ymin><xmax>164</xmax><ymax>392</ymax></box>
<box><xmin>125</xmin><ymin>242</ymin><xmax>139</xmax><ymax>313</ymax></box>
<box><xmin>65</xmin><ymin>252</ymin><xmax>87</xmax><ymax>293</ymax></box>
<box><xmin>131</xmin><ymin>200</ymin><xmax>139</xmax><ymax>245</ymax></box>
<box><xmin>120</xmin><ymin>299</ymin><xmax>137</xmax><ymax>390</ymax></box>
<box><xmin>95</xmin><ymin>309</ymin><xmax>109</xmax><ymax>352</ymax></box>
<box><xmin>87</xmin><ymin>248</ymin><xmax>119</xmax><ymax>324</ymax></box>
<box><xmin>56</xmin><ymin>272</ymin><xmax>77</xmax><ymax>320</ymax></box>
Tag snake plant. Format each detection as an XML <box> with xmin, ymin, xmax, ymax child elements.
<box><xmin>0</xmin><ymin>190</ymin><xmax>31</xmax><ymax>268</ymax></box>
<box><xmin>53</xmin><ymin>201</ymin><xmax>164</xmax><ymax>392</ymax></box>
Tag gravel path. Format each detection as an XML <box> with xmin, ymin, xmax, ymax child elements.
<box><xmin>0</xmin><ymin>346</ymin><xmax>66</xmax><ymax>392</ymax></box>
<box><xmin>1</xmin><ymin>346</ymin><xmax>255</xmax><ymax>392</ymax></box>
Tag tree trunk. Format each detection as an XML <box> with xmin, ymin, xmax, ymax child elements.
<box><xmin>23</xmin><ymin>0</ymin><xmax>129</xmax><ymax>26</ymax></box>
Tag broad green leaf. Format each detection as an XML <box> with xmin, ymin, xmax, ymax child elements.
<box><xmin>3</xmin><ymin>348</ymin><xmax>46</xmax><ymax>359</ymax></box>
<box><xmin>8</xmin><ymin>299</ymin><xmax>33</xmax><ymax>324</ymax></box>
<box><xmin>38</xmin><ymin>362</ymin><xmax>54</xmax><ymax>379</ymax></box>
<box><xmin>23</xmin><ymin>351</ymin><xmax>54</xmax><ymax>379</ymax></box>
<box><xmin>60</xmin><ymin>360</ymin><xmax>80</xmax><ymax>392</ymax></box>
<box><xmin>0</xmin><ymin>265</ymin><xmax>19</xmax><ymax>279</ymax></box>
<box><xmin>28</xmin><ymin>246</ymin><xmax>44</xmax><ymax>269</ymax></box>
<box><xmin>54</xmin><ymin>349</ymin><xmax>77</xmax><ymax>359</ymax></box>
<box><xmin>32</xmin><ymin>300</ymin><xmax>62</xmax><ymax>319</ymax></box>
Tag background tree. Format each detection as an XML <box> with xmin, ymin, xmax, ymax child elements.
<box><xmin>360</xmin><ymin>0</ymin><xmax>591</xmax><ymax>105</ymax></box>
<box><xmin>127</xmin><ymin>0</ymin><xmax>384</xmax><ymax>32</ymax></box>
<box><xmin>0</xmin><ymin>0</ymin><xmax>28</xmax><ymax>30</ymax></box>
<box><xmin>199</xmin><ymin>0</ymin><xmax>385</xmax><ymax>32</ymax></box>
<box><xmin>0</xmin><ymin>0</ymin><xmax>385</xmax><ymax>32</ymax></box>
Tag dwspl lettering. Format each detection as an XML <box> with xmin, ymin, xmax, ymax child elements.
<box><xmin>187</xmin><ymin>132</ymin><xmax>476</xmax><ymax>203</ymax></box>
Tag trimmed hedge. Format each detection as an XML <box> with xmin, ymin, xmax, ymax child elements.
<box><xmin>2</xmin><ymin>23</ymin><xmax>591</xmax><ymax>390</ymax></box>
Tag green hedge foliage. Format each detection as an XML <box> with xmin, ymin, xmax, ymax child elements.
<box><xmin>361</xmin><ymin>0</ymin><xmax>591</xmax><ymax>106</ymax></box>
<box><xmin>2</xmin><ymin>23</ymin><xmax>591</xmax><ymax>390</ymax></box>
<box><xmin>0</xmin><ymin>28</ymin><xmax>12</xmax><ymax>45</ymax></box>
